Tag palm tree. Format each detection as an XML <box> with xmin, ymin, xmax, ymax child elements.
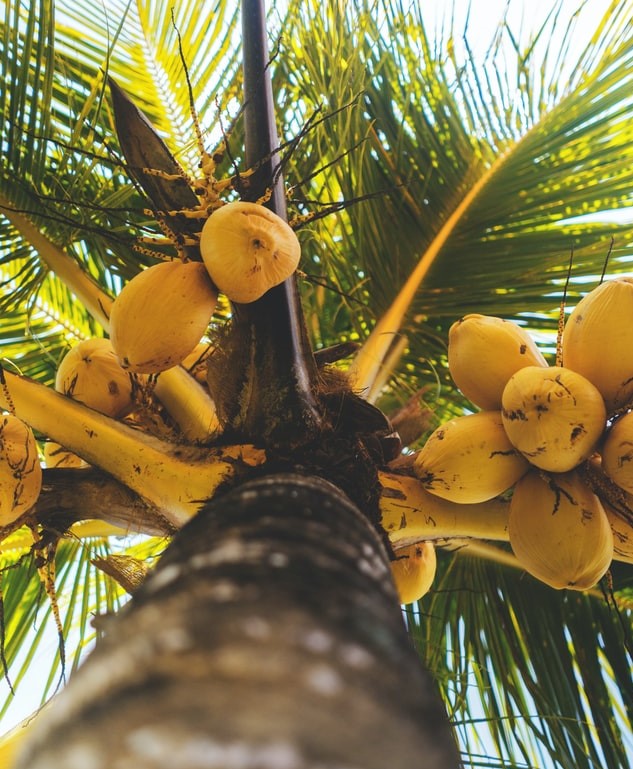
<box><xmin>0</xmin><ymin>0</ymin><xmax>632</xmax><ymax>766</ymax></box>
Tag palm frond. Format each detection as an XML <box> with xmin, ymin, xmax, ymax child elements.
<box><xmin>408</xmin><ymin>552</ymin><xmax>633</xmax><ymax>769</ymax></box>
<box><xmin>275</xmin><ymin>0</ymin><xmax>633</xmax><ymax>413</ymax></box>
<box><xmin>0</xmin><ymin>0</ymin><xmax>243</xmax><ymax>388</ymax></box>
<box><xmin>0</xmin><ymin>531</ymin><xmax>165</xmax><ymax>728</ymax></box>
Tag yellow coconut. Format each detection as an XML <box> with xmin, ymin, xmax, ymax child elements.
<box><xmin>200</xmin><ymin>201</ymin><xmax>301</xmax><ymax>303</ymax></box>
<box><xmin>390</xmin><ymin>542</ymin><xmax>437</xmax><ymax>605</ymax></box>
<box><xmin>110</xmin><ymin>260</ymin><xmax>218</xmax><ymax>374</ymax></box>
<box><xmin>55</xmin><ymin>338</ymin><xmax>135</xmax><ymax>418</ymax></box>
<box><xmin>413</xmin><ymin>410</ymin><xmax>530</xmax><ymax>503</ymax></box>
<box><xmin>562</xmin><ymin>276</ymin><xmax>633</xmax><ymax>413</ymax></box>
<box><xmin>448</xmin><ymin>314</ymin><xmax>548</xmax><ymax>410</ymax></box>
<box><xmin>0</xmin><ymin>415</ymin><xmax>42</xmax><ymax>526</ymax></box>
<box><xmin>603</xmin><ymin>501</ymin><xmax>633</xmax><ymax>561</ymax></box>
<box><xmin>601</xmin><ymin>410</ymin><xmax>633</xmax><ymax>495</ymax></box>
<box><xmin>509</xmin><ymin>469</ymin><xmax>613</xmax><ymax>590</ymax></box>
<box><xmin>501</xmin><ymin>366</ymin><xmax>606</xmax><ymax>472</ymax></box>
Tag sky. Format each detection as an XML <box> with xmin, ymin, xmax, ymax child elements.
<box><xmin>425</xmin><ymin>0</ymin><xmax>607</xmax><ymax>44</ymax></box>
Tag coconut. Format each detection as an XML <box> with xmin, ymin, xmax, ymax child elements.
<box><xmin>448</xmin><ymin>314</ymin><xmax>547</xmax><ymax>410</ymax></box>
<box><xmin>501</xmin><ymin>365</ymin><xmax>606</xmax><ymax>472</ymax></box>
<box><xmin>509</xmin><ymin>469</ymin><xmax>613</xmax><ymax>590</ymax></box>
<box><xmin>55</xmin><ymin>338</ymin><xmax>135</xmax><ymax>418</ymax></box>
<box><xmin>0</xmin><ymin>415</ymin><xmax>42</xmax><ymax>526</ymax></box>
<box><xmin>603</xmin><ymin>500</ymin><xmax>633</xmax><ymax>561</ymax></box>
<box><xmin>413</xmin><ymin>410</ymin><xmax>530</xmax><ymax>503</ymax></box>
<box><xmin>601</xmin><ymin>411</ymin><xmax>633</xmax><ymax>495</ymax></box>
<box><xmin>200</xmin><ymin>201</ymin><xmax>301</xmax><ymax>303</ymax></box>
<box><xmin>390</xmin><ymin>542</ymin><xmax>437</xmax><ymax>605</ymax></box>
<box><xmin>110</xmin><ymin>260</ymin><xmax>218</xmax><ymax>374</ymax></box>
<box><xmin>562</xmin><ymin>276</ymin><xmax>633</xmax><ymax>413</ymax></box>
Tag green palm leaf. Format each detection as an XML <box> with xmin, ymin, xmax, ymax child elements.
<box><xmin>276</xmin><ymin>0</ymin><xmax>633</xmax><ymax>410</ymax></box>
<box><xmin>0</xmin><ymin>529</ymin><xmax>165</xmax><ymax>728</ymax></box>
<box><xmin>410</xmin><ymin>553</ymin><xmax>633</xmax><ymax>768</ymax></box>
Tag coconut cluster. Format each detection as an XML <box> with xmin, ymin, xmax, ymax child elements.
<box><xmin>414</xmin><ymin>277</ymin><xmax>633</xmax><ymax>591</ymax></box>
<box><xmin>109</xmin><ymin>201</ymin><xmax>300</xmax><ymax>376</ymax></box>
<box><xmin>43</xmin><ymin>203</ymin><xmax>299</xmax><ymax>464</ymax></box>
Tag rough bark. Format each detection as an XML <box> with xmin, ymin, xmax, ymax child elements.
<box><xmin>15</xmin><ymin>473</ymin><xmax>461</xmax><ymax>769</ymax></box>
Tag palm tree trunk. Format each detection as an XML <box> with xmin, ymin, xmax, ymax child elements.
<box><xmin>16</xmin><ymin>473</ymin><xmax>460</xmax><ymax>768</ymax></box>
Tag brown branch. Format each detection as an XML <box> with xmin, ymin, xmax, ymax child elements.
<box><xmin>34</xmin><ymin>467</ymin><xmax>176</xmax><ymax>537</ymax></box>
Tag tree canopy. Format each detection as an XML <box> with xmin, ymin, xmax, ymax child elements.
<box><xmin>1</xmin><ymin>1</ymin><xmax>633</xmax><ymax>766</ymax></box>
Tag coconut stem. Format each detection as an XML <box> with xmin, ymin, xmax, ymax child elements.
<box><xmin>219</xmin><ymin>0</ymin><xmax>322</xmax><ymax>448</ymax></box>
<box><xmin>0</xmin><ymin>367</ymin><xmax>265</xmax><ymax>525</ymax></box>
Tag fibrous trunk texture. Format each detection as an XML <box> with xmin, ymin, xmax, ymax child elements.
<box><xmin>16</xmin><ymin>473</ymin><xmax>460</xmax><ymax>769</ymax></box>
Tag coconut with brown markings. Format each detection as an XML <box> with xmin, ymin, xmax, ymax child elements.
<box><xmin>0</xmin><ymin>414</ymin><xmax>42</xmax><ymax>526</ymax></box>
<box><xmin>448</xmin><ymin>314</ymin><xmax>547</xmax><ymax>410</ymax></box>
<box><xmin>390</xmin><ymin>542</ymin><xmax>437</xmax><ymax>605</ymax></box>
<box><xmin>601</xmin><ymin>410</ymin><xmax>633</xmax><ymax>495</ymax></box>
<box><xmin>413</xmin><ymin>410</ymin><xmax>530</xmax><ymax>503</ymax></box>
<box><xmin>56</xmin><ymin>338</ymin><xmax>136</xmax><ymax>418</ymax></box>
<box><xmin>509</xmin><ymin>468</ymin><xmax>613</xmax><ymax>590</ymax></box>
<box><xmin>501</xmin><ymin>366</ymin><xmax>606</xmax><ymax>472</ymax></box>
<box><xmin>110</xmin><ymin>260</ymin><xmax>218</xmax><ymax>374</ymax></box>
<box><xmin>200</xmin><ymin>201</ymin><xmax>301</xmax><ymax>303</ymax></box>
